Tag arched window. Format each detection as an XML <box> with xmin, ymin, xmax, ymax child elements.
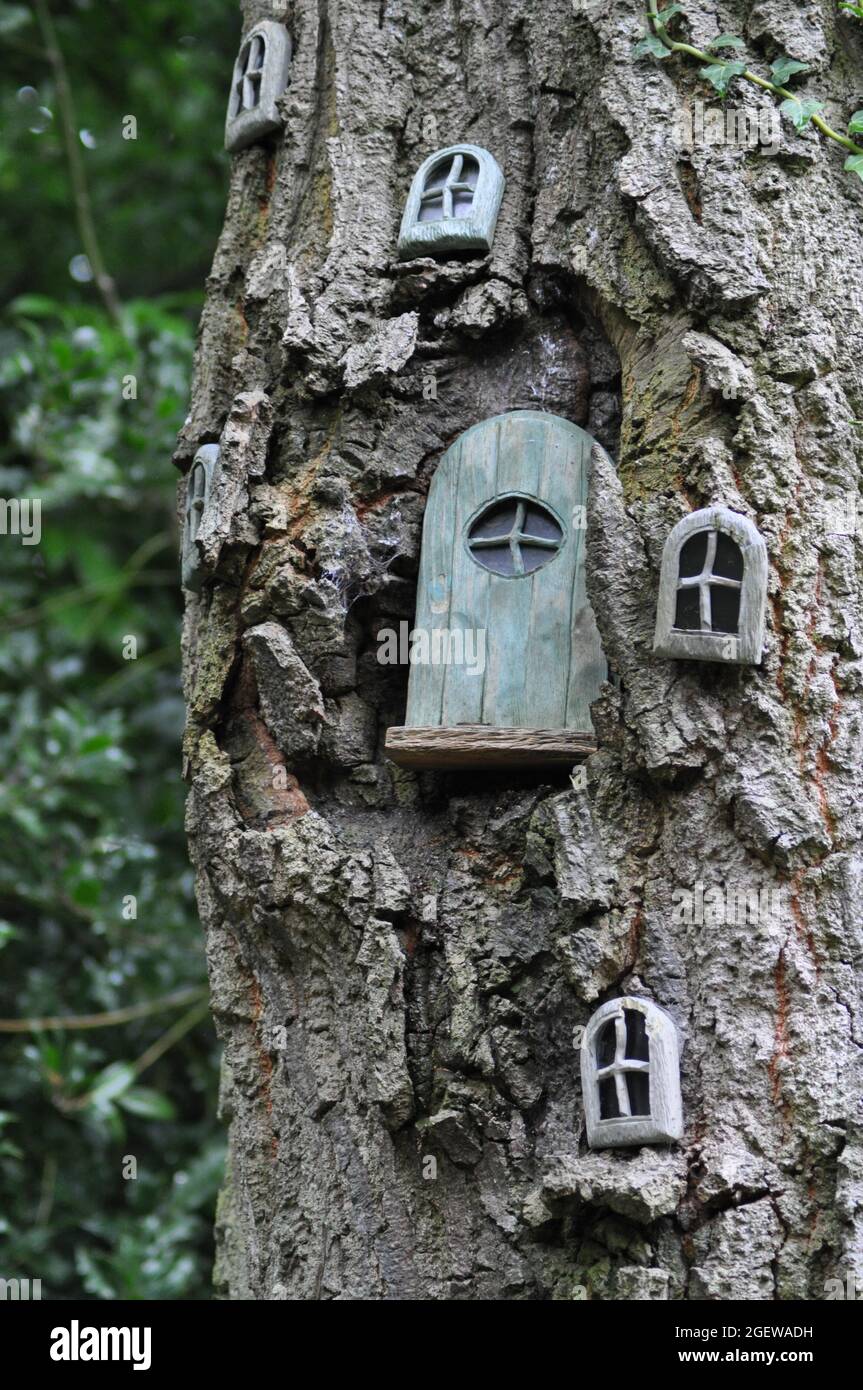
<box><xmin>580</xmin><ymin>997</ymin><xmax>682</xmax><ymax>1148</ymax></box>
<box><xmin>232</xmin><ymin>31</ymin><xmax>266</xmax><ymax>117</ymax></box>
<box><xmin>182</xmin><ymin>445</ymin><xmax>219</xmax><ymax>593</ymax></box>
<box><xmin>653</xmin><ymin>506</ymin><xmax>768</xmax><ymax>665</ymax></box>
<box><xmin>397</xmin><ymin>144</ymin><xmax>505</xmax><ymax>260</ymax></box>
<box><xmin>225</xmin><ymin>21</ymin><xmax>293</xmax><ymax>154</ymax></box>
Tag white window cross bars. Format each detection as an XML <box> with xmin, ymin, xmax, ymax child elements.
<box><xmin>596</xmin><ymin>1013</ymin><xmax>649</xmax><ymax>1117</ymax></box>
<box><xmin>234</xmin><ymin>33</ymin><xmax>266</xmax><ymax>114</ymax></box>
<box><xmin>420</xmin><ymin>153</ymin><xmax>476</xmax><ymax>220</ymax></box>
<box><xmin>468</xmin><ymin>498</ymin><xmax>561</xmax><ymax>576</ymax></box>
<box><xmin>676</xmin><ymin>529</ymin><xmax>741</xmax><ymax>631</ymax></box>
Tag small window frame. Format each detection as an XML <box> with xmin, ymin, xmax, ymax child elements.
<box><xmin>181</xmin><ymin>444</ymin><xmax>220</xmax><ymax>593</ymax></box>
<box><xmin>653</xmin><ymin>506</ymin><xmax>768</xmax><ymax>665</ymax></box>
<box><xmin>397</xmin><ymin>144</ymin><xmax>505</xmax><ymax>260</ymax></box>
<box><xmin>581</xmin><ymin>997</ymin><xmax>683</xmax><ymax>1149</ymax></box>
<box><xmin>225</xmin><ymin>21</ymin><xmax>293</xmax><ymax>154</ymax></box>
<box><xmin>464</xmin><ymin>491</ymin><xmax>567</xmax><ymax>579</ymax></box>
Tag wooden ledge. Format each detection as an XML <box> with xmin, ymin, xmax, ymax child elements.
<box><xmin>384</xmin><ymin>725</ymin><xmax>597</xmax><ymax>770</ymax></box>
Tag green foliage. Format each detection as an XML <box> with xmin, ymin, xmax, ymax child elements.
<box><xmin>844</xmin><ymin>153</ymin><xmax>863</xmax><ymax>181</ymax></box>
<box><xmin>769</xmin><ymin>56</ymin><xmax>809</xmax><ymax>88</ymax></box>
<box><xmin>74</xmin><ymin>1141</ymin><xmax>226</xmax><ymax>1299</ymax></box>
<box><xmin>0</xmin><ymin>0</ymin><xmax>236</xmax><ymax>305</ymax></box>
<box><xmin>698</xmin><ymin>60</ymin><xmax>747</xmax><ymax>97</ymax></box>
<box><xmin>636</xmin><ymin>4</ymin><xmax>863</xmax><ymax>173</ymax></box>
<box><xmin>707</xmin><ymin>34</ymin><xmax>745</xmax><ymax>50</ymax></box>
<box><xmin>0</xmin><ymin>0</ymin><xmax>236</xmax><ymax>1300</ymax></box>
<box><xmin>780</xmin><ymin>97</ymin><xmax>825</xmax><ymax>132</ymax></box>
<box><xmin>0</xmin><ymin>292</ymin><xmax>223</xmax><ymax>1299</ymax></box>
<box><xmin>633</xmin><ymin>33</ymin><xmax>672</xmax><ymax>59</ymax></box>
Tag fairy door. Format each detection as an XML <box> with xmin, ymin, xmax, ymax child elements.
<box><xmin>387</xmin><ymin>410</ymin><xmax>606</xmax><ymax>768</ymax></box>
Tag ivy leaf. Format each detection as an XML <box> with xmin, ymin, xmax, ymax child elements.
<box><xmin>0</xmin><ymin>5</ymin><xmax>33</xmax><ymax>35</ymax></box>
<box><xmin>847</xmin><ymin>110</ymin><xmax>863</xmax><ymax>135</ymax></box>
<box><xmin>707</xmin><ymin>33</ymin><xmax>745</xmax><ymax>50</ymax></box>
<box><xmin>656</xmin><ymin>4</ymin><xmax>684</xmax><ymax>21</ymax></box>
<box><xmin>844</xmin><ymin>153</ymin><xmax>863</xmax><ymax>181</ymax></box>
<box><xmin>87</xmin><ymin>1061</ymin><xmax>136</xmax><ymax>1108</ymax></box>
<box><xmin>770</xmin><ymin>56</ymin><xmax>809</xmax><ymax>87</ymax></box>
<box><xmin>699</xmin><ymin>60</ymin><xmax>746</xmax><ymax>96</ymax></box>
<box><xmin>633</xmin><ymin>33</ymin><xmax>672</xmax><ymax>59</ymax></box>
<box><xmin>118</xmin><ymin>1087</ymin><xmax>177</xmax><ymax>1121</ymax></box>
<box><xmin>779</xmin><ymin>97</ymin><xmax>824</xmax><ymax>131</ymax></box>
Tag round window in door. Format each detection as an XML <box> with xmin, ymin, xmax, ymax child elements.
<box><xmin>466</xmin><ymin>494</ymin><xmax>565</xmax><ymax>577</ymax></box>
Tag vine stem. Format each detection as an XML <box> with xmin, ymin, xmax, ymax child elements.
<box><xmin>48</xmin><ymin>999</ymin><xmax>212</xmax><ymax>1114</ymax></box>
<box><xmin>0</xmin><ymin>986</ymin><xmax>207</xmax><ymax>1033</ymax></box>
<box><xmin>32</xmin><ymin>0</ymin><xmax>125</xmax><ymax>325</ymax></box>
<box><xmin>647</xmin><ymin>1</ymin><xmax>863</xmax><ymax>158</ymax></box>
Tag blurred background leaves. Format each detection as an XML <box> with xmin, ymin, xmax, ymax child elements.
<box><xmin>0</xmin><ymin>0</ymin><xmax>238</xmax><ymax>1298</ymax></box>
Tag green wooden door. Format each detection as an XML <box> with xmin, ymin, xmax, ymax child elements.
<box><xmin>405</xmin><ymin>410</ymin><xmax>605</xmax><ymax>732</ymax></box>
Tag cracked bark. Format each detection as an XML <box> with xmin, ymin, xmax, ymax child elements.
<box><xmin>178</xmin><ymin>0</ymin><xmax>863</xmax><ymax>1300</ymax></box>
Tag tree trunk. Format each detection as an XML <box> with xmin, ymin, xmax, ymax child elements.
<box><xmin>178</xmin><ymin>0</ymin><xmax>863</xmax><ymax>1300</ymax></box>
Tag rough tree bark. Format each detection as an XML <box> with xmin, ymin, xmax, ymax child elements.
<box><xmin>177</xmin><ymin>0</ymin><xmax>863</xmax><ymax>1300</ymax></box>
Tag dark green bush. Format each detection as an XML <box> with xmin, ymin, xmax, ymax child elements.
<box><xmin>0</xmin><ymin>0</ymin><xmax>238</xmax><ymax>1299</ymax></box>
